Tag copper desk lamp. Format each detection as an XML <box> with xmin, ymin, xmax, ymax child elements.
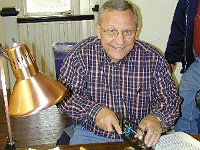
<box><xmin>0</xmin><ymin>42</ymin><xmax>67</xmax><ymax>149</ymax></box>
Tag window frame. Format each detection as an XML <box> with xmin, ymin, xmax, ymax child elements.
<box><xmin>15</xmin><ymin>0</ymin><xmax>98</xmax><ymax>17</ymax></box>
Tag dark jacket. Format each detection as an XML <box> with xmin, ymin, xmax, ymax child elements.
<box><xmin>165</xmin><ymin>0</ymin><xmax>198</xmax><ymax>72</ymax></box>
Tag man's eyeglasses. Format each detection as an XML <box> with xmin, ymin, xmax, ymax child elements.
<box><xmin>99</xmin><ymin>25</ymin><xmax>134</xmax><ymax>38</ymax></box>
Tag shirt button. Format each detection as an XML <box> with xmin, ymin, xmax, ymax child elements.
<box><xmin>115</xmin><ymin>82</ymin><xmax>118</xmax><ymax>88</ymax></box>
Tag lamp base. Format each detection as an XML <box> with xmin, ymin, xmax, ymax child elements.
<box><xmin>5</xmin><ymin>142</ymin><xmax>16</xmax><ymax>150</ymax></box>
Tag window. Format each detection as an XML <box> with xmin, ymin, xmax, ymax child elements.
<box><xmin>26</xmin><ymin>0</ymin><xmax>71</xmax><ymax>15</ymax></box>
<box><xmin>24</xmin><ymin>0</ymin><xmax>98</xmax><ymax>16</ymax></box>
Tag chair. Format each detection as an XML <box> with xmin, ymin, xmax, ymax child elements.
<box><xmin>52</xmin><ymin>41</ymin><xmax>77</xmax><ymax>145</ymax></box>
<box><xmin>52</xmin><ymin>42</ymin><xmax>77</xmax><ymax>79</ymax></box>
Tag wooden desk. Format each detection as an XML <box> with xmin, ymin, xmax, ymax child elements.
<box><xmin>192</xmin><ymin>134</ymin><xmax>200</xmax><ymax>141</ymax></box>
<box><xmin>18</xmin><ymin>141</ymin><xmax>129</xmax><ymax>150</ymax></box>
<box><xmin>17</xmin><ymin>134</ymin><xmax>200</xmax><ymax>150</ymax></box>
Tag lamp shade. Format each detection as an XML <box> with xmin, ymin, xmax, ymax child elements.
<box><xmin>7</xmin><ymin>43</ymin><xmax>67</xmax><ymax>117</ymax></box>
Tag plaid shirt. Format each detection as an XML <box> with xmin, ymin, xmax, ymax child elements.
<box><xmin>57</xmin><ymin>36</ymin><xmax>181</xmax><ymax>139</ymax></box>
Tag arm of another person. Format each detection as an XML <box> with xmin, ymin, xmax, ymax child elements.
<box><xmin>165</xmin><ymin>0</ymin><xmax>188</xmax><ymax>72</ymax></box>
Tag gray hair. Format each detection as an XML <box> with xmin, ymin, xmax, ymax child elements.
<box><xmin>97</xmin><ymin>0</ymin><xmax>139</xmax><ymax>27</ymax></box>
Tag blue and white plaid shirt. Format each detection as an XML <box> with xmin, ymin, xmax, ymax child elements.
<box><xmin>57</xmin><ymin>36</ymin><xmax>181</xmax><ymax>139</ymax></box>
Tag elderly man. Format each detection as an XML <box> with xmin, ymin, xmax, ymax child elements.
<box><xmin>57</xmin><ymin>0</ymin><xmax>181</xmax><ymax>148</ymax></box>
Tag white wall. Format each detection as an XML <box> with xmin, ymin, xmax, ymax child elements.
<box><xmin>132</xmin><ymin>0</ymin><xmax>181</xmax><ymax>83</ymax></box>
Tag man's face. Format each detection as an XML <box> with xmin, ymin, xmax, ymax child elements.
<box><xmin>97</xmin><ymin>9</ymin><xmax>137</xmax><ymax>62</ymax></box>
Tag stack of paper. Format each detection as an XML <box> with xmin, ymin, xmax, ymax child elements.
<box><xmin>155</xmin><ymin>132</ymin><xmax>200</xmax><ymax>150</ymax></box>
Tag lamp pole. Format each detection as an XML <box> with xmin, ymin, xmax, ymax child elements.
<box><xmin>0</xmin><ymin>46</ymin><xmax>16</xmax><ymax>150</ymax></box>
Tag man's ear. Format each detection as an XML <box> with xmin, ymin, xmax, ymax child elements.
<box><xmin>135</xmin><ymin>27</ymin><xmax>139</xmax><ymax>40</ymax></box>
<box><xmin>96</xmin><ymin>24</ymin><xmax>101</xmax><ymax>38</ymax></box>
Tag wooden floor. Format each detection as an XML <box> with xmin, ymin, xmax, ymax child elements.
<box><xmin>0</xmin><ymin>90</ymin><xmax>68</xmax><ymax>149</ymax></box>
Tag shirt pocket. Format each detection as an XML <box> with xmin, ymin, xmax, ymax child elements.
<box><xmin>122</xmin><ymin>87</ymin><xmax>151</xmax><ymax>122</ymax></box>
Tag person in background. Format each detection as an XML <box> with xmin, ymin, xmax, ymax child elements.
<box><xmin>165</xmin><ymin>0</ymin><xmax>200</xmax><ymax>134</ymax></box>
<box><xmin>57</xmin><ymin>0</ymin><xmax>181</xmax><ymax>148</ymax></box>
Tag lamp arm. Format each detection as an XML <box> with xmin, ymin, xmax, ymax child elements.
<box><xmin>0</xmin><ymin>52</ymin><xmax>16</xmax><ymax>149</ymax></box>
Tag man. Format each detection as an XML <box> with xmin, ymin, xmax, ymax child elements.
<box><xmin>57</xmin><ymin>0</ymin><xmax>181</xmax><ymax>147</ymax></box>
<box><xmin>165</xmin><ymin>0</ymin><xmax>200</xmax><ymax>134</ymax></box>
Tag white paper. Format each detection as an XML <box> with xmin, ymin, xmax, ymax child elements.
<box><xmin>155</xmin><ymin>132</ymin><xmax>200</xmax><ymax>150</ymax></box>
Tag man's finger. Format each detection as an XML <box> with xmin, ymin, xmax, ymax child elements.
<box><xmin>136</xmin><ymin>123</ymin><xmax>147</xmax><ymax>138</ymax></box>
<box><xmin>111</xmin><ymin>118</ymin><xmax>122</xmax><ymax>134</ymax></box>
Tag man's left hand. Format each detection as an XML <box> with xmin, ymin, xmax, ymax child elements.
<box><xmin>135</xmin><ymin>114</ymin><xmax>162</xmax><ymax>147</ymax></box>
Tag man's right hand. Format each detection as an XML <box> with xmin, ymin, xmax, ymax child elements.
<box><xmin>95</xmin><ymin>107</ymin><xmax>122</xmax><ymax>135</ymax></box>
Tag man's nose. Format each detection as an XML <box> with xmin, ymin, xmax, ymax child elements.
<box><xmin>114</xmin><ymin>32</ymin><xmax>125</xmax><ymax>44</ymax></box>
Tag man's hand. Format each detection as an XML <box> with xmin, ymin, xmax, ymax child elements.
<box><xmin>169</xmin><ymin>64</ymin><xmax>176</xmax><ymax>73</ymax></box>
<box><xmin>135</xmin><ymin>115</ymin><xmax>162</xmax><ymax>147</ymax></box>
<box><xmin>95</xmin><ymin>107</ymin><xmax>122</xmax><ymax>134</ymax></box>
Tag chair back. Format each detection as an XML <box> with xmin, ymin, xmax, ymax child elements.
<box><xmin>52</xmin><ymin>42</ymin><xmax>77</xmax><ymax>79</ymax></box>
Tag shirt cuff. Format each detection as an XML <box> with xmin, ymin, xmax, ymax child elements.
<box><xmin>87</xmin><ymin>103</ymin><xmax>105</xmax><ymax>122</ymax></box>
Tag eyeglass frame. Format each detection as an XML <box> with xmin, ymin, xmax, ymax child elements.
<box><xmin>98</xmin><ymin>24</ymin><xmax>135</xmax><ymax>38</ymax></box>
